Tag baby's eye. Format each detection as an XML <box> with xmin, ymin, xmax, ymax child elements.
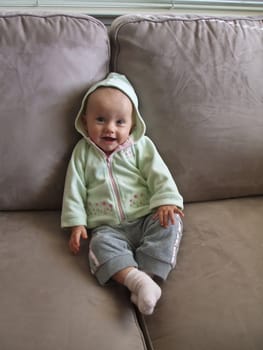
<box><xmin>116</xmin><ymin>119</ymin><xmax>125</xmax><ymax>126</ymax></box>
<box><xmin>96</xmin><ymin>116</ymin><xmax>105</xmax><ymax>123</ymax></box>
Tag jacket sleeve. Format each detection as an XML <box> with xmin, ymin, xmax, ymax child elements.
<box><xmin>61</xmin><ymin>139</ymin><xmax>88</xmax><ymax>228</ymax></box>
<box><xmin>136</xmin><ymin>136</ymin><xmax>184</xmax><ymax>210</ymax></box>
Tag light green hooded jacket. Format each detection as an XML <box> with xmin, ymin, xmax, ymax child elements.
<box><xmin>61</xmin><ymin>73</ymin><xmax>183</xmax><ymax>229</ymax></box>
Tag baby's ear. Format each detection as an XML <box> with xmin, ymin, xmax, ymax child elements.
<box><xmin>81</xmin><ymin>114</ymin><xmax>87</xmax><ymax>125</ymax></box>
<box><xmin>130</xmin><ymin>110</ymin><xmax>136</xmax><ymax>134</ymax></box>
<box><xmin>81</xmin><ymin>114</ymin><xmax>88</xmax><ymax>132</ymax></box>
<box><xmin>130</xmin><ymin>123</ymin><xmax>136</xmax><ymax>134</ymax></box>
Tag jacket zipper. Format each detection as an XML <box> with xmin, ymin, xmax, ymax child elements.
<box><xmin>88</xmin><ymin>138</ymin><xmax>127</xmax><ymax>222</ymax></box>
<box><xmin>106</xmin><ymin>157</ymin><xmax>126</xmax><ymax>222</ymax></box>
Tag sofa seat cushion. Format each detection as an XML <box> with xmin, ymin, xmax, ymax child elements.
<box><xmin>143</xmin><ymin>196</ymin><xmax>263</xmax><ymax>350</ymax></box>
<box><xmin>0</xmin><ymin>211</ymin><xmax>147</xmax><ymax>350</ymax></box>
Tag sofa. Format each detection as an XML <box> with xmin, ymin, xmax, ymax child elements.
<box><xmin>0</xmin><ymin>11</ymin><xmax>262</xmax><ymax>350</ymax></box>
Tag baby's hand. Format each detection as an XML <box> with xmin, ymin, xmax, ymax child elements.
<box><xmin>69</xmin><ymin>225</ymin><xmax>88</xmax><ymax>254</ymax></box>
<box><xmin>153</xmin><ymin>205</ymin><xmax>184</xmax><ymax>228</ymax></box>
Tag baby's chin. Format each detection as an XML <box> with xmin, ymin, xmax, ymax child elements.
<box><xmin>92</xmin><ymin>136</ymin><xmax>130</xmax><ymax>154</ymax></box>
<box><xmin>99</xmin><ymin>142</ymin><xmax>119</xmax><ymax>154</ymax></box>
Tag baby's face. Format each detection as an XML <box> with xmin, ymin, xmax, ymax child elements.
<box><xmin>82</xmin><ymin>87</ymin><xmax>133</xmax><ymax>154</ymax></box>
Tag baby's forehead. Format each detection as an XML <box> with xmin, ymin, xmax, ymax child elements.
<box><xmin>90</xmin><ymin>87</ymin><xmax>128</xmax><ymax>101</ymax></box>
<box><xmin>86</xmin><ymin>87</ymin><xmax>133</xmax><ymax>112</ymax></box>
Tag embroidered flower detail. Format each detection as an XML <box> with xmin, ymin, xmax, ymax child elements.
<box><xmin>87</xmin><ymin>201</ymin><xmax>113</xmax><ymax>216</ymax></box>
<box><xmin>129</xmin><ymin>193</ymin><xmax>148</xmax><ymax>208</ymax></box>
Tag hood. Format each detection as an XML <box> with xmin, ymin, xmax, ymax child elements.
<box><xmin>75</xmin><ymin>72</ymin><xmax>146</xmax><ymax>143</ymax></box>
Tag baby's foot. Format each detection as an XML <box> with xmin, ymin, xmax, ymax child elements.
<box><xmin>124</xmin><ymin>269</ymin><xmax>161</xmax><ymax>315</ymax></box>
<box><xmin>130</xmin><ymin>293</ymin><xmax>157</xmax><ymax>315</ymax></box>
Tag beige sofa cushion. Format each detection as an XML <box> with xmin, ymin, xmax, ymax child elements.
<box><xmin>0</xmin><ymin>12</ymin><xmax>109</xmax><ymax>210</ymax></box>
<box><xmin>144</xmin><ymin>196</ymin><xmax>263</xmax><ymax>350</ymax></box>
<box><xmin>0</xmin><ymin>211</ymin><xmax>147</xmax><ymax>350</ymax></box>
<box><xmin>110</xmin><ymin>15</ymin><xmax>263</xmax><ymax>202</ymax></box>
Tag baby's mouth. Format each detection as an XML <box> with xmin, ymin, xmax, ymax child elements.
<box><xmin>102</xmin><ymin>136</ymin><xmax>116</xmax><ymax>142</ymax></box>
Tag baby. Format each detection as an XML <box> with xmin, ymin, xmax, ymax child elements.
<box><xmin>61</xmin><ymin>72</ymin><xmax>184</xmax><ymax>315</ymax></box>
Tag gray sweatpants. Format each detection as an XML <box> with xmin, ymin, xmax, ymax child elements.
<box><xmin>89</xmin><ymin>213</ymin><xmax>183</xmax><ymax>285</ymax></box>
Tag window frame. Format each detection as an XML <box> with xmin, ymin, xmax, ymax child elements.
<box><xmin>0</xmin><ymin>0</ymin><xmax>262</xmax><ymax>14</ymax></box>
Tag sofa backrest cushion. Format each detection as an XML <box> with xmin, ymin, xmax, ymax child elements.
<box><xmin>0</xmin><ymin>12</ymin><xmax>109</xmax><ymax>210</ymax></box>
<box><xmin>110</xmin><ymin>15</ymin><xmax>263</xmax><ymax>203</ymax></box>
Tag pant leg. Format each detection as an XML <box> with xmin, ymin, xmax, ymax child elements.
<box><xmin>89</xmin><ymin>225</ymin><xmax>138</xmax><ymax>285</ymax></box>
<box><xmin>135</xmin><ymin>214</ymin><xmax>183</xmax><ymax>280</ymax></box>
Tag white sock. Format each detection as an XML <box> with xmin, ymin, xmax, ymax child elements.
<box><xmin>124</xmin><ymin>269</ymin><xmax>161</xmax><ymax>315</ymax></box>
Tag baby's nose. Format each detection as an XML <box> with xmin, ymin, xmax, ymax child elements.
<box><xmin>105</xmin><ymin>122</ymin><xmax>115</xmax><ymax>133</ymax></box>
